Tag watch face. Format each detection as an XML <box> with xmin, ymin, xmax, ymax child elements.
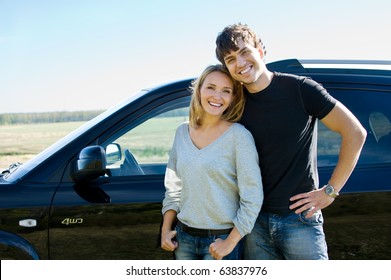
<box><xmin>325</xmin><ymin>185</ymin><xmax>338</xmax><ymax>198</ymax></box>
<box><xmin>325</xmin><ymin>185</ymin><xmax>333</xmax><ymax>195</ymax></box>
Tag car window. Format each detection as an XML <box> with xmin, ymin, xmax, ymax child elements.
<box><xmin>317</xmin><ymin>122</ymin><xmax>341</xmax><ymax>166</ymax></box>
<box><xmin>105</xmin><ymin>107</ymin><xmax>189</xmax><ymax>176</ymax></box>
<box><xmin>369</xmin><ymin>112</ymin><xmax>391</xmax><ymax>142</ymax></box>
<box><xmin>318</xmin><ymin>89</ymin><xmax>391</xmax><ymax>167</ymax></box>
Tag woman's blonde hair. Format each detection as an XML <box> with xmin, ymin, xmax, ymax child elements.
<box><xmin>189</xmin><ymin>64</ymin><xmax>245</xmax><ymax>127</ymax></box>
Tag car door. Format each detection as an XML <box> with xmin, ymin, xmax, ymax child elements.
<box><xmin>317</xmin><ymin>85</ymin><xmax>391</xmax><ymax>259</ymax></box>
<box><xmin>48</xmin><ymin>96</ymin><xmax>190</xmax><ymax>259</ymax></box>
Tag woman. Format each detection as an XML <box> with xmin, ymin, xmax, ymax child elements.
<box><xmin>161</xmin><ymin>64</ymin><xmax>263</xmax><ymax>260</ymax></box>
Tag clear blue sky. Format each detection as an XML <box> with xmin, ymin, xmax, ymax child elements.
<box><xmin>1</xmin><ymin>0</ymin><xmax>390</xmax><ymax>113</ymax></box>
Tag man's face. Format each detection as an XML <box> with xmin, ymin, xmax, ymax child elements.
<box><xmin>223</xmin><ymin>38</ymin><xmax>265</xmax><ymax>91</ymax></box>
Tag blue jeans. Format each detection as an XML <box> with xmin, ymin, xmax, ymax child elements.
<box><xmin>243</xmin><ymin>210</ymin><xmax>328</xmax><ymax>260</ymax></box>
<box><xmin>174</xmin><ymin>226</ymin><xmax>242</xmax><ymax>260</ymax></box>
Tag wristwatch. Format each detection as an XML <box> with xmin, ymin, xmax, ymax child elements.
<box><xmin>324</xmin><ymin>184</ymin><xmax>339</xmax><ymax>198</ymax></box>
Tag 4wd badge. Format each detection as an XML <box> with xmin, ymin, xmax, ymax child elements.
<box><xmin>61</xmin><ymin>218</ymin><xmax>83</xmax><ymax>226</ymax></box>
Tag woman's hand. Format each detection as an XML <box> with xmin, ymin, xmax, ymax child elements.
<box><xmin>209</xmin><ymin>238</ymin><xmax>237</xmax><ymax>260</ymax></box>
<box><xmin>209</xmin><ymin>227</ymin><xmax>242</xmax><ymax>260</ymax></box>
<box><xmin>161</xmin><ymin>210</ymin><xmax>178</xmax><ymax>251</ymax></box>
<box><xmin>161</xmin><ymin>229</ymin><xmax>178</xmax><ymax>252</ymax></box>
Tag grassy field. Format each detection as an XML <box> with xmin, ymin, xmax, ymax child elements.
<box><xmin>0</xmin><ymin>122</ymin><xmax>85</xmax><ymax>170</ymax></box>
<box><xmin>0</xmin><ymin>116</ymin><xmax>186</xmax><ymax>170</ymax></box>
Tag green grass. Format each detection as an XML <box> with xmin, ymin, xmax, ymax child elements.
<box><xmin>0</xmin><ymin>122</ymin><xmax>85</xmax><ymax>169</ymax></box>
<box><xmin>0</xmin><ymin>116</ymin><xmax>186</xmax><ymax>169</ymax></box>
<box><xmin>114</xmin><ymin>116</ymin><xmax>186</xmax><ymax>163</ymax></box>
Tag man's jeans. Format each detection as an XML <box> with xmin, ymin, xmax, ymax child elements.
<box><xmin>244</xmin><ymin>210</ymin><xmax>328</xmax><ymax>260</ymax></box>
<box><xmin>174</xmin><ymin>226</ymin><xmax>242</xmax><ymax>260</ymax></box>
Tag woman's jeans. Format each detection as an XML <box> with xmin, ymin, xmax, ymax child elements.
<box><xmin>174</xmin><ymin>226</ymin><xmax>242</xmax><ymax>260</ymax></box>
<box><xmin>243</xmin><ymin>210</ymin><xmax>328</xmax><ymax>260</ymax></box>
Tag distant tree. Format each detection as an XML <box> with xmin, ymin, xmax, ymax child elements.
<box><xmin>0</xmin><ymin>110</ymin><xmax>105</xmax><ymax>125</ymax></box>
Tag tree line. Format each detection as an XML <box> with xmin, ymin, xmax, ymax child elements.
<box><xmin>0</xmin><ymin>107</ymin><xmax>190</xmax><ymax>126</ymax></box>
<box><xmin>0</xmin><ymin>110</ymin><xmax>105</xmax><ymax>125</ymax></box>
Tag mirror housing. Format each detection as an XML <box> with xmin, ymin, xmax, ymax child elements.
<box><xmin>71</xmin><ymin>145</ymin><xmax>107</xmax><ymax>183</ymax></box>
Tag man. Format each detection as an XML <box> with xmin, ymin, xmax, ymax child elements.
<box><xmin>215</xmin><ymin>23</ymin><xmax>366</xmax><ymax>260</ymax></box>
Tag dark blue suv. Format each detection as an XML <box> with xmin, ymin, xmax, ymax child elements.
<box><xmin>1</xmin><ymin>59</ymin><xmax>390</xmax><ymax>259</ymax></box>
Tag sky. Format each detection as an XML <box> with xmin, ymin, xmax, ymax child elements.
<box><xmin>1</xmin><ymin>0</ymin><xmax>391</xmax><ymax>113</ymax></box>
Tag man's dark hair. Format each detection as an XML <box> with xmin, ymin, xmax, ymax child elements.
<box><xmin>215</xmin><ymin>23</ymin><xmax>266</xmax><ymax>65</ymax></box>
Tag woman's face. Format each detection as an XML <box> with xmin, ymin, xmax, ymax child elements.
<box><xmin>199</xmin><ymin>71</ymin><xmax>234</xmax><ymax>118</ymax></box>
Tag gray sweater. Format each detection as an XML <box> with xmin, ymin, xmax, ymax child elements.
<box><xmin>162</xmin><ymin>122</ymin><xmax>263</xmax><ymax>237</ymax></box>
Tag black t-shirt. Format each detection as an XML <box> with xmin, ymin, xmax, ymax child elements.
<box><xmin>240</xmin><ymin>72</ymin><xmax>336</xmax><ymax>215</ymax></box>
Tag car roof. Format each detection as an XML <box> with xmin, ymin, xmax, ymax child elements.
<box><xmin>267</xmin><ymin>59</ymin><xmax>391</xmax><ymax>77</ymax></box>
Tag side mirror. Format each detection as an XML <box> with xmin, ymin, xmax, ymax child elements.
<box><xmin>71</xmin><ymin>145</ymin><xmax>107</xmax><ymax>183</ymax></box>
<box><xmin>105</xmin><ymin>143</ymin><xmax>122</xmax><ymax>165</ymax></box>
